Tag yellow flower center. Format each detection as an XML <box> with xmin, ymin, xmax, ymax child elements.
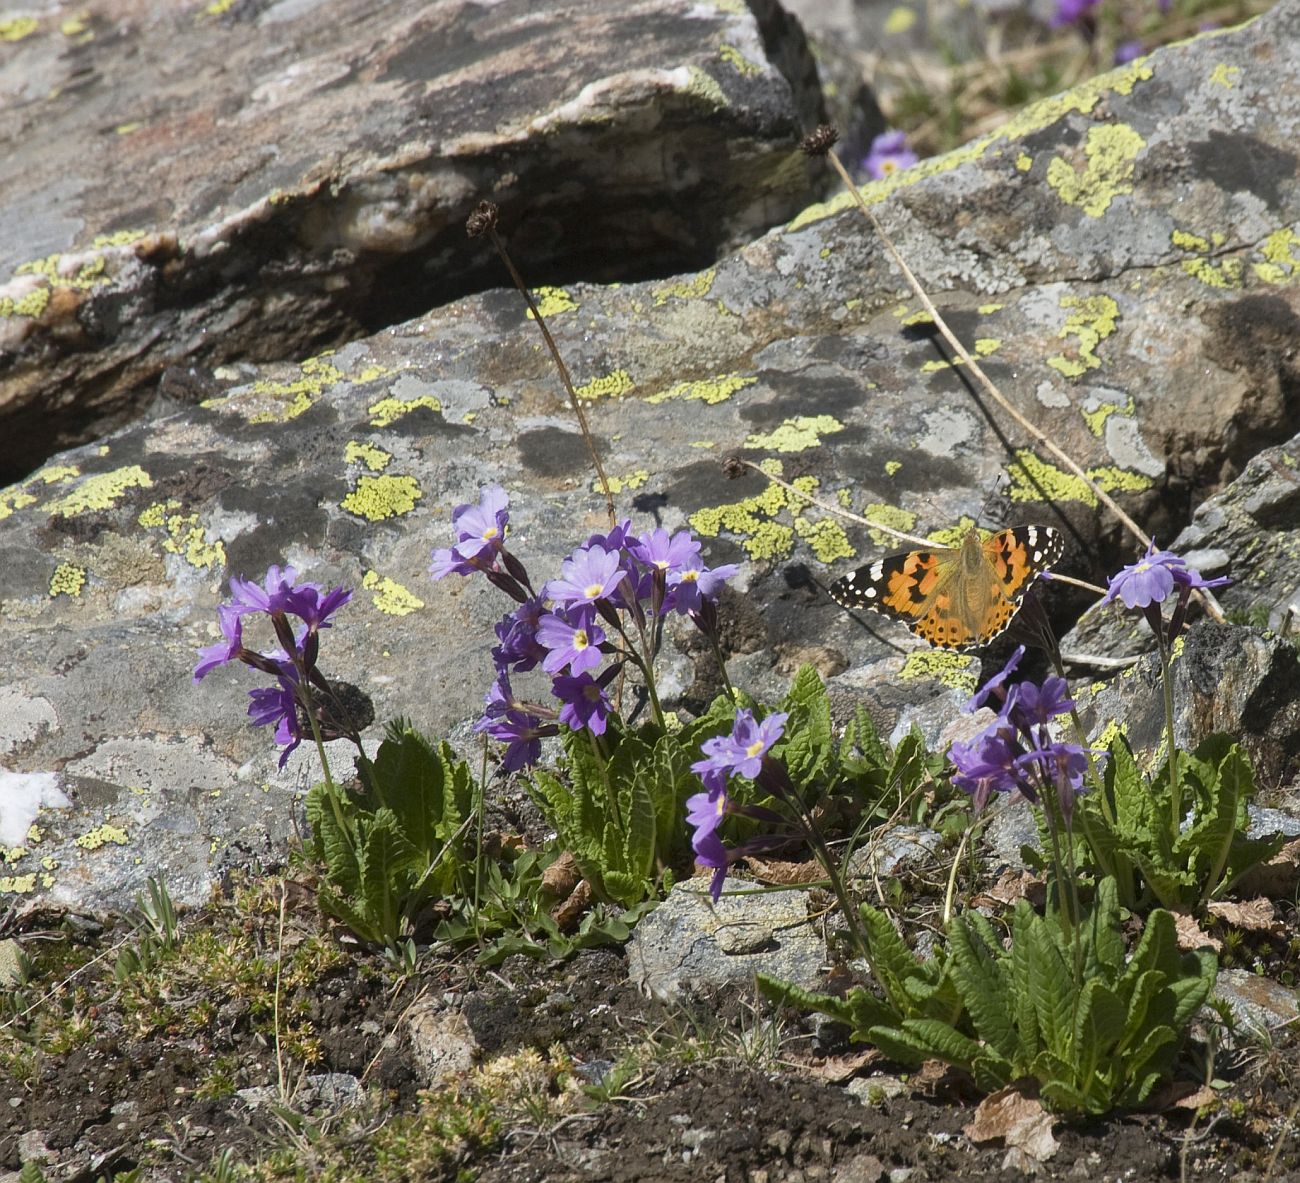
<box><xmin>584</xmin><ymin>582</ymin><xmax>605</xmax><ymax>598</ymax></box>
<box><xmin>746</xmin><ymin>739</ymin><xmax>765</xmax><ymax>759</ymax></box>
<box><xmin>573</xmin><ymin>630</ymin><xmax>590</xmax><ymax>650</ymax></box>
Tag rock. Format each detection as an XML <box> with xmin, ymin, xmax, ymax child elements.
<box><xmin>402</xmin><ymin>1002</ymin><xmax>479</xmax><ymax>1087</ymax></box>
<box><xmin>1213</xmin><ymin>968</ymin><xmax>1300</xmax><ymax>1045</ymax></box>
<box><xmin>0</xmin><ymin>0</ymin><xmax>825</xmax><ymax>483</ymax></box>
<box><xmin>1074</xmin><ymin>621</ymin><xmax>1300</xmax><ymax>782</ymax></box>
<box><xmin>627</xmin><ymin>880</ymin><xmax>826</xmax><ymax>1000</ymax></box>
<box><xmin>237</xmin><ymin>1071</ymin><xmax>365</xmax><ymax>1113</ymax></box>
<box><xmin>7</xmin><ymin>6</ymin><xmax>1300</xmax><ymax>914</ymax></box>
<box><xmin>845</xmin><ymin>824</ymin><xmax>943</xmax><ymax>881</ymax></box>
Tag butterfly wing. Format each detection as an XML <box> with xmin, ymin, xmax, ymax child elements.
<box><xmin>829</xmin><ymin>525</ymin><xmax>1064</xmax><ymax>651</ymax></box>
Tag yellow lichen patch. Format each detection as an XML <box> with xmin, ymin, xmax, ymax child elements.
<box><xmin>1081</xmin><ymin>395</ymin><xmax>1134</xmax><ymax>437</ymax></box>
<box><xmin>0</xmin><ymin>16</ymin><xmax>37</xmax><ymax>40</ymax></box>
<box><xmin>0</xmin><ymin>875</ymin><xmax>36</xmax><ymax>894</ymax></box>
<box><xmin>883</xmin><ymin>461</ymin><xmax>902</xmax><ymax>478</ymax></box>
<box><xmin>884</xmin><ymin>6</ymin><xmax>916</xmax><ymax>34</ymax></box>
<box><xmin>49</xmin><ymin>563</ymin><xmax>86</xmax><ymax>597</ymax></box>
<box><xmin>45</xmin><ymin>465</ymin><xmax>153</xmax><ymax>517</ymax></box>
<box><xmin>1015</xmin><ymin>154</ymin><xmax>1032</xmax><ymax>172</ymax></box>
<box><xmin>340</xmin><ymin>474</ymin><xmax>423</xmax><ymax>522</ymax></box>
<box><xmin>362</xmin><ymin>571</ymin><xmax>425</xmax><ymax>617</ymax></box>
<box><xmin>1006</xmin><ymin>449</ymin><xmax>1153</xmax><ymax>504</ymax></box>
<box><xmin>1253</xmin><ymin>228</ymin><xmax>1300</xmax><ymax>284</ymax></box>
<box><xmin>345</xmin><ymin>441</ymin><xmax>392</xmax><ymax>472</ymax></box>
<box><xmin>204</xmin><ymin>354</ymin><xmax>346</xmax><ymax>423</ymax></box>
<box><xmin>201</xmin><ymin>0</ymin><xmax>237</xmax><ymax>15</ymax></box>
<box><xmin>794</xmin><ymin>516</ymin><xmax>854</xmax><ymax>564</ymax></box>
<box><xmin>1045</xmin><ymin>124</ymin><xmax>1144</xmax><ymax>218</ymax></box>
<box><xmin>75</xmin><ymin>824</ymin><xmax>129</xmax><ymax>850</ymax></box>
<box><xmin>718</xmin><ymin>44</ymin><xmax>763</xmax><ymax>76</ymax></box>
<box><xmin>862</xmin><ymin>502</ymin><xmax>917</xmax><ymax>548</ymax></box>
<box><xmin>61</xmin><ymin>14</ymin><xmax>90</xmax><ymax>37</ymax></box>
<box><xmin>33</xmin><ymin>464</ymin><xmax>80</xmax><ymax>485</ymax></box>
<box><xmin>527</xmin><ymin>286</ymin><xmax>578</xmax><ymax>319</ymax></box>
<box><xmin>367</xmin><ymin>394</ymin><xmax>442</xmax><ymax>427</ymax></box>
<box><xmin>138</xmin><ymin>498</ymin><xmax>225</xmax><ymax>570</ymax></box>
<box><xmin>0</xmin><ymin>490</ymin><xmax>37</xmax><ymax>521</ymax></box>
<box><xmin>1171</xmin><ymin>229</ymin><xmax>1210</xmax><ymax>252</ymax></box>
<box><xmin>602</xmin><ymin>471</ymin><xmax>649</xmax><ymax>495</ymax></box>
<box><xmin>92</xmin><ymin>230</ymin><xmax>147</xmax><ymax>249</ymax></box>
<box><xmin>575</xmin><ymin>369</ymin><xmax>634</xmax><ymax>401</ymax></box>
<box><xmin>925</xmin><ymin>518</ymin><xmax>977</xmax><ymax>549</ymax></box>
<box><xmin>788</xmin><ymin>59</ymin><xmax>1154</xmax><ymax>233</ymax></box>
<box><xmin>645</xmin><ymin>372</ymin><xmax>755</xmax><ymax>405</ymax></box>
<box><xmin>978</xmin><ymin>303</ymin><xmax>1004</xmax><ymax>315</ymax></box>
<box><xmin>1046</xmin><ymin>294</ymin><xmax>1118</xmax><ymax>378</ymax></box>
<box><xmin>899</xmin><ymin>651</ymin><xmax>979</xmax><ymax>693</ymax></box>
<box><xmin>684</xmin><ymin>66</ymin><xmax>729</xmax><ymax>109</ymax></box>
<box><xmin>1181</xmin><ymin>256</ymin><xmax>1243</xmax><ymax>290</ymax></box>
<box><xmin>652</xmin><ymin>268</ymin><xmax>717</xmax><ymax>306</ymax></box>
<box><xmin>689</xmin><ymin>461</ymin><xmax>801</xmax><ymax>561</ymax></box>
<box><xmin>1209</xmin><ymin>63</ymin><xmax>1240</xmax><ymax>88</ymax></box>
<box><xmin>744</xmin><ymin>414</ymin><xmax>844</xmax><ymax>453</ymax></box>
<box><xmin>0</xmin><ymin>281</ymin><xmax>50</xmax><ymax>319</ymax></box>
<box><xmin>899</xmin><ymin>309</ymin><xmax>934</xmax><ymax>326</ymax></box>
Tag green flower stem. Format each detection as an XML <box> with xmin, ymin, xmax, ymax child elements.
<box><xmin>587</xmin><ymin>727</ymin><xmax>623</xmax><ymax>833</ymax></box>
<box><xmin>296</xmin><ymin>683</ymin><xmax>354</xmax><ymax>858</ymax></box>
<box><xmin>1158</xmin><ymin>640</ymin><xmax>1181</xmax><ymax>847</ymax></box>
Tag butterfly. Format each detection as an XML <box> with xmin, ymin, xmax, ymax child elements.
<box><xmin>829</xmin><ymin>525</ymin><xmax>1064</xmax><ymax>651</ymax></box>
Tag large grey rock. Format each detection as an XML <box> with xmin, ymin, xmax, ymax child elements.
<box><xmin>6</xmin><ymin>6</ymin><xmax>1300</xmax><ymax>914</ymax></box>
<box><xmin>0</xmin><ymin>0</ymin><xmax>824</xmax><ymax>483</ymax></box>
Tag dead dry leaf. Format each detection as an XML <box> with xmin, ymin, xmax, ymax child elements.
<box><xmin>743</xmin><ymin>856</ymin><xmax>824</xmax><ymax>886</ymax></box>
<box><xmin>964</xmin><ymin>1086</ymin><xmax>1058</xmax><ymax>1165</ymax></box>
<box><xmin>1173</xmin><ymin>910</ymin><xmax>1222</xmax><ymax>953</ymax></box>
<box><xmin>1206</xmin><ymin>896</ymin><xmax>1279</xmax><ymax>933</ymax></box>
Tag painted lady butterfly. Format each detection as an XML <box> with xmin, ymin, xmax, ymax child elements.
<box><xmin>829</xmin><ymin>525</ymin><xmax>1064</xmax><ymax>651</ymax></box>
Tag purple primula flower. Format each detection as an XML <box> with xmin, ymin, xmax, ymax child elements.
<box><xmin>247</xmin><ymin>670</ymin><xmax>303</xmax><ymax>769</ymax></box>
<box><xmin>1101</xmin><ymin>540</ymin><xmax>1230</xmax><ymax>610</ymax></box>
<box><xmin>545</xmin><ymin>545</ymin><xmax>627</xmax><ymax>608</ymax></box>
<box><xmin>1009</xmin><ymin>675</ymin><xmax>1074</xmax><ymax>727</ymax></box>
<box><xmin>669</xmin><ymin>559</ymin><xmax>739</xmax><ymax>616</ymax></box>
<box><xmin>631</xmin><ymin>527</ymin><xmax>701</xmax><ymax>577</ymax></box>
<box><xmin>1114</xmin><ymin>40</ymin><xmax>1145</xmax><ymax>64</ymax></box>
<box><xmin>1050</xmin><ymin>0</ymin><xmax>1098</xmax><ymax>26</ymax></box>
<box><xmin>229</xmin><ymin>566</ymin><xmax>316</xmax><ymax>617</ymax></box>
<box><xmin>863</xmin><ymin>130</ymin><xmax>918</xmax><ymax>181</ymax></box>
<box><xmin>482</xmin><ymin>709</ymin><xmax>550</xmax><ymax>772</ymax></box>
<box><xmin>585</xmin><ymin>519</ymin><xmax>634</xmax><ymax>553</ymax></box>
<box><xmin>429</xmin><ymin>485</ymin><xmax>510</xmax><ymax>579</ymax></box>
<box><xmin>289</xmin><ymin>584</ymin><xmax>354</xmax><ymax>633</ymax></box>
<box><xmin>1028</xmin><ymin>741</ymin><xmax>1090</xmax><ymax>826</ymax></box>
<box><xmin>964</xmin><ymin>645</ymin><xmax>1025</xmax><ymax>713</ymax></box>
<box><xmin>685</xmin><ymin>784</ymin><xmax>733</xmax><ymax>901</ymax></box>
<box><xmin>552</xmin><ymin>671</ymin><xmax>613</xmax><ymax>736</ymax></box>
<box><xmin>537</xmin><ymin>606</ymin><xmax>606</xmax><ymax>675</ymax></box>
<box><xmin>493</xmin><ymin>598</ymin><xmax>547</xmax><ymax>673</ymax></box>
<box><xmin>949</xmin><ymin>730</ymin><xmax>1025</xmax><ymax>813</ymax></box>
<box><xmin>477</xmin><ymin>669</ymin><xmax>519</xmax><ymax>726</ymax></box>
<box><xmin>194</xmin><ymin>604</ymin><xmax>245</xmax><ymax>683</ymax></box>
<box><xmin>693</xmin><ymin>709</ymin><xmax>788</xmax><ymax>783</ymax></box>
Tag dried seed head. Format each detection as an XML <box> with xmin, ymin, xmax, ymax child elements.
<box><xmin>800</xmin><ymin>125</ymin><xmax>839</xmax><ymax>157</ymax></box>
<box><xmin>466</xmin><ymin>200</ymin><xmax>499</xmax><ymax>238</ymax></box>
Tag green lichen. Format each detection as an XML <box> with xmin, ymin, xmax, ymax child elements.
<box><xmin>1045</xmin><ymin>123</ymin><xmax>1145</xmax><ymax>217</ymax></box>
<box><xmin>899</xmin><ymin>651</ymin><xmax>979</xmax><ymax>693</ymax></box>
<box><xmin>1015</xmin><ymin>153</ymin><xmax>1032</xmax><ymax>172</ymax></box>
<box><xmin>49</xmin><ymin>563</ymin><xmax>86</xmax><ymax>597</ymax></box>
<box><xmin>0</xmin><ymin>17</ymin><xmax>37</xmax><ymax>40</ymax></box>
<box><xmin>204</xmin><ymin>354</ymin><xmax>347</xmax><ymax>423</ymax></box>
<box><xmin>345</xmin><ymin>441</ymin><xmax>392</xmax><ymax>472</ymax></box>
<box><xmin>1253</xmin><ymin>228</ymin><xmax>1300</xmax><ymax>284</ymax></box>
<box><xmin>652</xmin><ymin>269</ymin><xmax>716</xmax><ymax>306</ymax></box>
<box><xmin>1209</xmin><ymin>63</ymin><xmax>1240</xmax><ymax>88</ymax></box>
<box><xmin>1006</xmin><ymin>449</ymin><xmax>1153</xmax><ymax>504</ymax></box>
<box><xmin>528</xmin><ymin>287</ymin><xmax>578</xmax><ymax>319</ymax></box>
<box><xmin>862</xmin><ymin>502</ymin><xmax>917</xmax><ymax>548</ymax></box>
<box><xmin>1171</xmin><ymin>229</ymin><xmax>1210</xmax><ymax>252</ymax></box>
<box><xmin>340</xmin><ymin>475</ymin><xmax>423</xmax><ymax>521</ymax></box>
<box><xmin>883</xmin><ymin>461</ymin><xmax>902</xmax><ymax>478</ymax></box>
<box><xmin>684</xmin><ymin>66</ymin><xmax>729</xmax><ymax>110</ymax></box>
<box><xmin>1182</xmin><ymin>256</ymin><xmax>1243</xmax><ymax>289</ymax></box>
<box><xmin>602</xmin><ymin>471</ymin><xmax>649</xmax><ymax>494</ymax></box>
<box><xmin>0</xmin><ymin>284</ymin><xmax>50</xmax><ymax>318</ymax></box>
<box><xmin>138</xmin><ymin>499</ymin><xmax>226</xmax><ymax>570</ymax></box>
<box><xmin>689</xmin><ymin>461</ymin><xmax>806</xmax><ymax>561</ymax></box>
<box><xmin>0</xmin><ymin>490</ymin><xmax>37</xmax><ymax>521</ymax></box>
<box><xmin>645</xmin><ymin>373</ymin><xmax>755</xmax><ymax>405</ymax></box>
<box><xmin>362</xmin><ymin>571</ymin><xmax>425</xmax><ymax>617</ymax></box>
<box><xmin>978</xmin><ymin>303</ymin><xmax>1005</xmax><ymax>315</ymax></box>
<box><xmin>575</xmin><ymin>370</ymin><xmax>634</xmax><ymax>401</ymax></box>
<box><xmin>75</xmin><ymin>824</ymin><xmax>129</xmax><ymax>850</ymax></box>
<box><xmin>794</xmin><ymin>516</ymin><xmax>854</xmax><ymax>564</ymax></box>
<box><xmin>0</xmin><ymin>875</ymin><xmax>35</xmax><ymax>894</ymax></box>
<box><xmin>45</xmin><ymin>465</ymin><xmax>153</xmax><ymax>517</ymax></box>
<box><xmin>1045</xmin><ymin>294</ymin><xmax>1118</xmax><ymax>378</ymax></box>
<box><xmin>1081</xmin><ymin>395</ymin><xmax>1134</xmax><ymax>437</ymax></box>
<box><xmin>34</xmin><ymin>464</ymin><xmax>80</xmax><ymax>485</ymax></box>
<box><xmin>744</xmin><ymin>415</ymin><xmax>844</xmax><ymax>453</ymax></box>
<box><xmin>368</xmin><ymin>394</ymin><xmax>442</xmax><ymax>427</ymax></box>
<box><xmin>718</xmin><ymin>43</ymin><xmax>763</xmax><ymax>76</ymax></box>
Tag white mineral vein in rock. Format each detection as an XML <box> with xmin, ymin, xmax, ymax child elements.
<box><xmin>0</xmin><ymin>771</ymin><xmax>70</xmax><ymax>847</ymax></box>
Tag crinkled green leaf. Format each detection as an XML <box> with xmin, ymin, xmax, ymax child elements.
<box><xmin>946</xmin><ymin>912</ymin><xmax>1016</xmax><ymax>1062</ymax></box>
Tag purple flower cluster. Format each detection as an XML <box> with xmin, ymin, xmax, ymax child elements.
<box><xmin>1100</xmin><ymin>540</ymin><xmax>1230</xmax><ymax>645</ymax></box>
<box><xmin>194</xmin><ymin>566</ymin><xmax>353</xmax><ymax>767</ymax></box>
<box><xmin>432</xmin><ymin>487</ymin><xmax>739</xmax><ymax>771</ymax></box>
<box><xmin>686</xmin><ymin>709</ymin><xmax>788</xmax><ymax>900</ymax></box>
<box><xmin>948</xmin><ymin>647</ymin><xmax>1089</xmax><ymax>826</ymax></box>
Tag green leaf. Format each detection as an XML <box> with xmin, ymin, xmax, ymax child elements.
<box><xmin>1025</xmin><ymin>909</ymin><xmax>1075</xmax><ymax>1059</ymax></box>
<box><xmin>1083</xmin><ymin>875</ymin><xmax>1124</xmax><ymax>980</ymax></box>
<box><xmin>946</xmin><ymin>913</ymin><xmax>1017</xmax><ymax>1062</ymax></box>
<box><xmin>777</xmin><ymin>665</ymin><xmax>833</xmax><ymax>790</ymax></box>
<box><xmin>623</xmin><ymin>761</ymin><xmax>658</xmax><ymax>885</ymax></box>
<box><xmin>860</xmin><ymin>906</ymin><xmax>931</xmax><ymax>1017</ymax></box>
<box><xmin>894</xmin><ymin>1018</ymin><xmax>990</xmax><ymax>1076</ymax></box>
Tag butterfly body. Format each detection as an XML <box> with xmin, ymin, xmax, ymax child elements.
<box><xmin>829</xmin><ymin>525</ymin><xmax>1064</xmax><ymax>650</ymax></box>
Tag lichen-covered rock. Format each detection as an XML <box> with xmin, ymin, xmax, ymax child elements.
<box><xmin>0</xmin><ymin>0</ymin><xmax>825</xmax><ymax>483</ymax></box>
<box><xmin>6</xmin><ymin>6</ymin><xmax>1300</xmax><ymax>914</ymax></box>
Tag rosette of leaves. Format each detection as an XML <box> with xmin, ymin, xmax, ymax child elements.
<box><xmin>306</xmin><ymin>719</ymin><xmax>476</xmax><ymax>948</ymax></box>
<box><xmin>1075</xmin><ymin>733</ymin><xmax>1282</xmax><ymax>911</ymax></box>
<box><xmin>872</xmin><ymin>877</ymin><xmax>1217</xmax><ymax>1115</ymax></box>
